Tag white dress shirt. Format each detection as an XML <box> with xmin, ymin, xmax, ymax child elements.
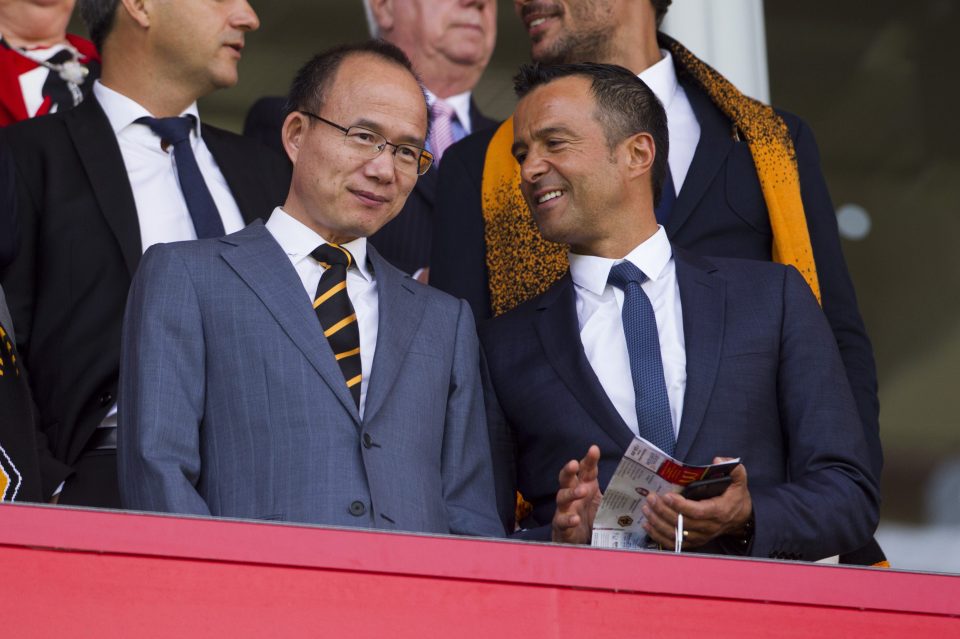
<box><xmin>639</xmin><ymin>49</ymin><xmax>701</xmax><ymax>193</ymax></box>
<box><xmin>424</xmin><ymin>88</ymin><xmax>474</xmax><ymax>136</ymax></box>
<box><xmin>93</xmin><ymin>80</ymin><xmax>246</xmax><ymax>254</ymax></box>
<box><xmin>569</xmin><ymin>227</ymin><xmax>686</xmax><ymax>438</ymax></box>
<box><xmin>266</xmin><ymin>208</ymin><xmax>379</xmax><ymax>418</ymax></box>
<box><xmin>95</xmin><ymin>80</ymin><xmax>246</xmax><ymax>431</ymax></box>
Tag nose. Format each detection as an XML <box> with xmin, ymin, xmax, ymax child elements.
<box><xmin>363</xmin><ymin>146</ymin><xmax>397</xmax><ymax>183</ymax></box>
<box><xmin>519</xmin><ymin>149</ymin><xmax>547</xmax><ymax>186</ymax></box>
<box><xmin>234</xmin><ymin>0</ymin><xmax>260</xmax><ymax>31</ymax></box>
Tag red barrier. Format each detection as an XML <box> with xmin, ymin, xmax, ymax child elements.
<box><xmin>0</xmin><ymin>503</ymin><xmax>957</xmax><ymax>637</ymax></box>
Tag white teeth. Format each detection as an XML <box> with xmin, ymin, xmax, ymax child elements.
<box><xmin>530</xmin><ymin>17</ymin><xmax>546</xmax><ymax>28</ymax></box>
<box><xmin>537</xmin><ymin>190</ymin><xmax>563</xmax><ymax>204</ymax></box>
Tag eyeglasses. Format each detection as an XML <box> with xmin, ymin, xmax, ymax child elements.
<box><xmin>299</xmin><ymin>111</ymin><xmax>433</xmax><ymax>176</ymax></box>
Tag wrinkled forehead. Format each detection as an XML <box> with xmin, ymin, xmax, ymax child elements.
<box><xmin>326</xmin><ymin>54</ymin><xmax>429</xmax><ymax>141</ymax></box>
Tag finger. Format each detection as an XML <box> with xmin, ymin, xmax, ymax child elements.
<box><xmin>579</xmin><ymin>445</ymin><xmax>601</xmax><ymax>481</ymax></box>
<box><xmin>557</xmin><ymin>458</ymin><xmax>581</xmax><ymax>489</ymax></box>
<box><xmin>643</xmin><ymin>497</ymin><xmax>679</xmax><ymax>541</ymax></box>
<box><xmin>643</xmin><ymin>521</ymin><xmax>674</xmax><ymax>549</ymax></box>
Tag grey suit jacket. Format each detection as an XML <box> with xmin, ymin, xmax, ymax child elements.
<box><xmin>118</xmin><ymin>221</ymin><xmax>502</xmax><ymax>537</ymax></box>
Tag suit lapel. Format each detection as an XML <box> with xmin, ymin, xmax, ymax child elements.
<box><xmin>202</xmin><ymin>124</ymin><xmax>261</xmax><ymax>225</ymax></box>
<box><xmin>221</xmin><ymin>222</ymin><xmax>361</xmax><ymax>424</ymax></box>
<box><xmin>67</xmin><ymin>98</ymin><xmax>142</xmax><ymax>276</ymax></box>
<box><xmin>534</xmin><ymin>276</ymin><xmax>636</xmax><ymax>451</ymax></box>
<box><xmin>666</xmin><ymin>79</ymin><xmax>735</xmax><ymax>239</ymax></box>
<box><xmin>362</xmin><ymin>247</ymin><xmax>427</xmax><ymax>424</ymax></box>
<box><xmin>673</xmin><ymin>249</ymin><xmax>725</xmax><ymax>461</ymax></box>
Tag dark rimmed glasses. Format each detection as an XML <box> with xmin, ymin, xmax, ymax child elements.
<box><xmin>299</xmin><ymin>111</ymin><xmax>433</xmax><ymax>176</ymax></box>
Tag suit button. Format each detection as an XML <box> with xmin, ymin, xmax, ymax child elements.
<box><xmin>362</xmin><ymin>433</ymin><xmax>373</xmax><ymax>449</ymax></box>
<box><xmin>99</xmin><ymin>392</ymin><xmax>114</xmax><ymax>406</ymax></box>
<box><xmin>349</xmin><ymin>501</ymin><xmax>366</xmax><ymax>517</ymax></box>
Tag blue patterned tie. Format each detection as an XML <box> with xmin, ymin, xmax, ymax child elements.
<box><xmin>138</xmin><ymin>116</ymin><xmax>226</xmax><ymax>239</ymax></box>
<box><xmin>608</xmin><ymin>261</ymin><xmax>675</xmax><ymax>456</ymax></box>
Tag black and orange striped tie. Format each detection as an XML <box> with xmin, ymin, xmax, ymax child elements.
<box><xmin>311</xmin><ymin>243</ymin><xmax>361</xmax><ymax>408</ymax></box>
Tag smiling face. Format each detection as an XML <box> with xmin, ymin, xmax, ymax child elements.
<box><xmin>514</xmin><ymin>0</ymin><xmax>621</xmax><ymax>64</ymax></box>
<box><xmin>150</xmin><ymin>0</ymin><xmax>259</xmax><ymax>98</ymax></box>
<box><xmin>512</xmin><ymin>75</ymin><xmax>657</xmax><ymax>257</ymax></box>
<box><xmin>282</xmin><ymin>53</ymin><xmax>428</xmax><ymax>244</ymax></box>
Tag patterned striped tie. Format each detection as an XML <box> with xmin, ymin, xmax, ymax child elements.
<box><xmin>428</xmin><ymin>99</ymin><xmax>457</xmax><ymax>165</ymax></box>
<box><xmin>311</xmin><ymin>243</ymin><xmax>361</xmax><ymax>408</ymax></box>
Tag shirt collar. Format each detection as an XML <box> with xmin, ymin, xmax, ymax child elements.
<box><xmin>266</xmin><ymin>207</ymin><xmax>373</xmax><ymax>282</ymax></box>
<box><xmin>424</xmin><ymin>87</ymin><xmax>473</xmax><ymax>133</ymax></box>
<box><xmin>638</xmin><ymin>48</ymin><xmax>679</xmax><ymax>111</ymax></box>
<box><xmin>93</xmin><ymin>80</ymin><xmax>202</xmax><ymax>138</ymax></box>
<box><xmin>568</xmin><ymin>226</ymin><xmax>673</xmax><ymax>296</ymax></box>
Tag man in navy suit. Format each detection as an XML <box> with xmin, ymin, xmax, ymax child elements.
<box><xmin>435</xmin><ymin>0</ymin><xmax>883</xmax><ymax>565</ymax></box>
<box><xmin>481</xmin><ymin>62</ymin><xmax>878</xmax><ymax>561</ymax></box>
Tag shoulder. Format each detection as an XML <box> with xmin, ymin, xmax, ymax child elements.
<box><xmin>680</xmin><ymin>250</ymin><xmax>814</xmax><ymax>306</ymax></box>
<box><xmin>443</xmin><ymin>124</ymin><xmax>501</xmax><ymax>172</ymax></box>
<box><xmin>478</xmin><ymin>276</ymin><xmax>568</xmax><ymax>344</ymax></box>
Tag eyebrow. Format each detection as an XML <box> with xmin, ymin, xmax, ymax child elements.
<box><xmin>511</xmin><ymin>125</ymin><xmax>577</xmax><ymax>157</ymax></box>
<box><xmin>352</xmin><ymin>118</ymin><xmax>426</xmax><ymax>146</ymax></box>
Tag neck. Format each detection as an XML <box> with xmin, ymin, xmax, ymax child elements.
<box><xmin>421</xmin><ymin>66</ymin><xmax>480</xmax><ymax>100</ymax></box>
<box><xmin>0</xmin><ymin>3</ymin><xmax>72</xmax><ymax>48</ymax></box>
<box><xmin>574</xmin><ymin>213</ymin><xmax>659</xmax><ymax>259</ymax></box>
<box><xmin>99</xmin><ymin>46</ymin><xmax>199</xmax><ymax>117</ymax></box>
<box><xmin>602</xmin><ymin>4</ymin><xmax>662</xmax><ymax>74</ymax></box>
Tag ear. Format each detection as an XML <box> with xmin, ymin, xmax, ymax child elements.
<box><xmin>623</xmin><ymin>131</ymin><xmax>656</xmax><ymax>180</ymax></box>
<box><xmin>367</xmin><ymin>0</ymin><xmax>395</xmax><ymax>33</ymax></box>
<box><xmin>281</xmin><ymin>111</ymin><xmax>307</xmax><ymax>165</ymax></box>
<box><xmin>119</xmin><ymin>0</ymin><xmax>152</xmax><ymax>29</ymax></box>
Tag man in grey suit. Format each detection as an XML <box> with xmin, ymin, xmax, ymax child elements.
<box><xmin>118</xmin><ymin>41</ymin><xmax>503</xmax><ymax>537</ymax></box>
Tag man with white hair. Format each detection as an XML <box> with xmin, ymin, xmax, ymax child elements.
<box><xmin>245</xmin><ymin>0</ymin><xmax>498</xmax><ymax>280</ymax></box>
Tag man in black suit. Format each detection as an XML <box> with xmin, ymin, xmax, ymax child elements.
<box><xmin>244</xmin><ymin>0</ymin><xmax>498</xmax><ymax>279</ymax></box>
<box><xmin>431</xmin><ymin>0</ymin><xmax>884</xmax><ymax>564</ymax></box>
<box><xmin>0</xmin><ymin>0</ymin><xmax>290</xmax><ymax>507</ymax></box>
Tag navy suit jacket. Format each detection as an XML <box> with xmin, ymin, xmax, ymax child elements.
<box><xmin>0</xmin><ymin>96</ymin><xmax>291</xmax><ymax>499</ymax></box>
<box><xmin>480</xmin><ymin>249</ymin><xmax>879</xmax><ymax>561</ymax></box>
<box><xmin>243</xmin><ymin>95</ymin><xmax>496</xmax><ymax>274</ymax></box>
<box><xmin>431</xmin><ymin>78</ymin><xmax>881</xmax><ymax>485</ymax></box>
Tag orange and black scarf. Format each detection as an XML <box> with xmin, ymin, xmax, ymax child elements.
<box><xmin>480</xmin><ymin>34</ymin><xmax>821</xmax><ymax>317</ymax></box>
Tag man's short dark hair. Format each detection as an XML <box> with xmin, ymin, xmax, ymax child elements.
<box><xmin>652</xmin><ymin>0</ymin><xmax>672</xmax><ymax>27</ymax></box>
<box><xmin>78</xmin><ymin>0</ymin><xmax>120</xmax><ymax>51</ymax></box>
<box><xmin>285</xmin><ymin>40</ymin><xmax>429</xmax><ymax>137</ymax></box>
<box><xmin>514</xmin><ymin>62</ymin><xmax>670</xmax><ymax>208</ymax></box>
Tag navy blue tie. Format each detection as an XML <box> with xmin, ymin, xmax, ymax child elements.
<box><xmin>654</xmin><ymin>168</ymin><xmax>676</xmax><ymax>226</ymax></box>
<box><xmin>138</xmin><ymin>116</ymin><xmax>225</xmax><ymax>239</ymax></box>
<box><xmin>608</xmin><ymin>261</ymin><xmax>675</xmax><ymax>456</ymax></box>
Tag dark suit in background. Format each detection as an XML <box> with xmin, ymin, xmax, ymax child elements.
<box><xmin>0</xmin><ymin>96</ymin><xmax>290</xmax><ymax>506</ymax></box>
<box><xmin>482</xmin><ymin>250</ymin><xmax>879</xmax><ymax>560</ymax></box>
<box><xmin>243</xmin><ymin>95</ymin><xmax>496</xmax><ymax>274</ymax></box>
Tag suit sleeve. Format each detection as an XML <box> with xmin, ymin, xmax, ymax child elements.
<box><xmin>440</xmin><ymin>298</ymin><xmax>503</xmax><ymax>537</ymax></box>
<box><xmin>429</xmin><ymin>134</ymin><xmax>494</xmax><ymax>320</ymax></box>
<box><xmin>0</xmin><ymin>135</ymin><xmax>74</xmax><ymax>495</ymax></box>
<box><xmin>749</xmin><ymin>266</ymin><xmax>879</xmax><ymax>560</ymax></box>
<box><xmin>794</xmin><ymin>120</ymin><xmax>882</xmax><ymax>479</ymax></box>
<box><xmin>117</xmin><ymin>244</ymin><xmax>211</xmax><ymax>516</ymax></box>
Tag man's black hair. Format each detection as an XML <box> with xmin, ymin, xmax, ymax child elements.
<box><xmin>285</xmin><ymin>40</ymin><xmax>429</xmax><ymax>137</ymax></box>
